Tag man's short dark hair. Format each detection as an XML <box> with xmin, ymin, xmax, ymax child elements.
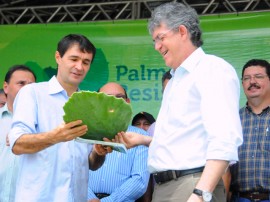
<box><xmin>57</xmin><ymin>34</ymin><xmax>96</xmax><ymax>63</ymax></box>
<box><xmin>242</xmin><ymin>59</ymin><xmax>270</xmax><ymax>79</ymax></box>
<box><xmin>5</xmin><ymin>65</ymin><xmax>36</xmax><ymax>83</ymax></box>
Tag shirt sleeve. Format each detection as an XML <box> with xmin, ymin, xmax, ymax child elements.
<box><xmin>198</xmin><ymin>57</ymin><xmax>243</xmax><ymax>162</ymax></box>
<box><xmin>9</xmin><ymin>85</ymin><xmax>37</xmax><ymax>149</ymax></box>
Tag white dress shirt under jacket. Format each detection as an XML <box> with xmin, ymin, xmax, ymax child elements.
<box><xmin>148</xmin><ymin>47</ymin><xmax>243</xmax><ymax>173</ymax></box>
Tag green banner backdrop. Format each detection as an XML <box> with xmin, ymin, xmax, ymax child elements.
<box><xmin>0</xmin><ymin>12</ymin><xmax>270</xmax><ymax>118</ymax></box>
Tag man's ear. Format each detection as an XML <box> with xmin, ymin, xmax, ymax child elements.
<box><xmin>55</xmin><ymin>51</ymin><xmax>61</xmax><ymax>63</ymax></box>
<box><xmin>179</xmin><ymin>25</ymin><xmax>188</xmax><ymax>37</ymax></box>
<box><xmin>3</xmin><ymin>81</ymin><xmax>8</xmax><ymax>94</ymax></box>
<box><xmin>126</xmin><ymin>98</ymin><xmax>131</xmax><ymax>103</ymax></box>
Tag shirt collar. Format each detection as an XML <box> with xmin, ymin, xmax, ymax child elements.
<box><xmin>245</xmin><ymin>102</ymin><xmax>270</xmax><ymax>115</ymax></box>
<box><xmin>48</xmin><ymin>76</ymin><xmax>67</xmax><ymax>95</ymax></box>
<box><xmin>0</xmin><ymin>103</ymin><xmax>12</xmax><ymax>118</ymax></box>
<box><xmin>179</xmin><ymin>47</ymin><xmax>205</xmax><ymax>73</ymax></box>
<box><xmin>48</xmin><ymin>75</ymin><xmax>80</xmax><ymax>97</ymax></box>
<box><xmin>171</xmin><ymin>47</ymin><xmax>205</xmax><ymax>79</ymax></box>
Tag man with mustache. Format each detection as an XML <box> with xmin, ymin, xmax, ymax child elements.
<box><xmin>230</xmin><ymin>59</ymin><xmax>270</xmax><ymax>202</ymax></box>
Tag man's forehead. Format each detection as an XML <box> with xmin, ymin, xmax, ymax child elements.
<box><xmin>244</xmin><ymin>65</ymin><xmax>266</xmax><ymax>73</ymax></box>
<box><xmin>10</xmin><ymin>71</ymin><xmax>35</xmax><ymax>81</ymax></box>
<box><xmin>65</xmin><ymin>45</ymin><xmax>93</xmax><ymax>56</ymax></box>
<box><xmin>134</xmin><ymin>117</ymin><xmax>149</xmax><ymax>122</ymax></box>
<box><xmin>100</xmin><ymin>85</ymin><xmax>125</xmax><ymax>95</ymax></box>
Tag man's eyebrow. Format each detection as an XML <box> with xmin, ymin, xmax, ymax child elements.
<box><xmin>17</xmin><ymin>80</ymin><xmax>28</xmax><ymax>83</ymax></box>
<box><xmin>69</xmin><ymin>55</ymin><xmax>91</xmax><ymax>62</ymax></box>
<box><xmin>83</xmin><ymin>58</ymin><xmax>91</xmax><ymax>62</ymax></box>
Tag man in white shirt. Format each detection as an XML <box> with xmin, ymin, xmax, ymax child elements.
<box><xmin>8</xmin><ymin>34</ymin><xmax>112</xmax><ymax>202</ymax></box>
<box><xmin>117</xmin><ymin>2</ymin><xmax>243</xmax><ymax>202</ymax></box>
<box><xmin>0</xmin><ymin>65</ymin><xmax>36</xmax><ymax>202</ymax></box>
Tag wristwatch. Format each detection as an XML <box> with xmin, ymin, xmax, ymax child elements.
<box><xmin>193</xmin><ymin>188</ymin><xmax>212</xmax><ymax>202</ymax></box>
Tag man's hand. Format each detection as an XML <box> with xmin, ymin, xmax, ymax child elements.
<box><xmin>12</xmin><ymin>120</ymin><xmax>88</xmax><ymax>155</ymax></box>
<box><xmin>114</xmin><ymin>131</ymin><xmax>139</xmax><ymax>149</ymax></box>
<box><xmin>93</xmin><ymin>144</ymin><xmax>113</xmax><ymax>156</ymax></box>
<box><xmin>50</xmin><ymin>120</ymin><xmax>88</xmax><ymax>144</ymax></box>
<box><xmin>89</xmin><ymin>144</ymin><xmax>113</xmax><ymax>171</ymax></box>
<box><xmin>115</xmin><ymin>131</ymin><xmax>152</xmax><ymax>148</ymax></box>
<box><xmin>88</xmin><ymin>199</ymin><xmax>100</xmax><ymax>202</ymax></box>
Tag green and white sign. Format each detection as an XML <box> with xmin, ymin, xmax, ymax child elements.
<box><xmin>0</xmin><ymin>12</ymin><xmax>270</xmax><ymax>118</ymax></box>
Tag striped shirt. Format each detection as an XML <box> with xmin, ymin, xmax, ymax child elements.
<box><xmin>230</xmin><ymin>105</ymin><xmax>270</xmax><ymax>192</ymax></box>
<box><xmin>88</xmin><ymin>125</ymin><xmax>150</xmax><ymax>202</ymax></box>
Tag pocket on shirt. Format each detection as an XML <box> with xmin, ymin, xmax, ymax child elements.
<box><xmin>260</xmin><ymin>127</ymin><xmax>270</xmax><ymax>154</ymax></box>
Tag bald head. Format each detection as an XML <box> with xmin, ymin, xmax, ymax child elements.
<box><xmin>99</xmin><ymin>82</ymin><xmax>130</xmax><ymax>103</ymax></box>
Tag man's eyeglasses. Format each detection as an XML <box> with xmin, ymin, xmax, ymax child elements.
<box><xmin>153</xmin><ymin>28</ymin><xmax>175</xmax><ymax>46</ymax></box>
<box><xmin>242</xmin><ymin>74</ymin><xmax>269</xmax><ymax>83</ymax></box>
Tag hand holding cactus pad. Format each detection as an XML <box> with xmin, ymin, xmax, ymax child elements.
<box><xmin>63</xmin><ymin>91</ymin><xmax>132</xmax><ymax>141</ymax></box>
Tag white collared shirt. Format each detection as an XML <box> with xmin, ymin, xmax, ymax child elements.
<box><xmin>148</xmin><ymin>47</ymin><xmax>243</xmax><ymax>173</ymax></box>
<box><xmin>0</xmin><ymin>104</ymin><xmax>18</xmax><ymax>202</ymax></box>
<box><xmin>9</xmin><ymin>76</ymin><xmax>92</xmax><ymax>202</ymax></box>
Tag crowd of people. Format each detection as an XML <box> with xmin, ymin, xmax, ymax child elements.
<box><xmin>0</xmin><ymin>1</ymin><xmax>270</xmax><ymax>202</ymax></box>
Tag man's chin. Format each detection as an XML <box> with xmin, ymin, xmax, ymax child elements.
<box><xmin>69</xmin><ymin>79</ymin><xmax>82</xmax><ymax>87</ymax></box>
<box><xmin>248</xmin><ymin>94</ymin><xmax>260</xmax><ymax>99</ymax></box>
<box><xmin>71</xmin><ymin>76</ymin><xmax>84</xmax><ymax>83</ymax></box>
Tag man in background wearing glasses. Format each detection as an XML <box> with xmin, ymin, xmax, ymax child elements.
<box><xmin>229</xmin><ymin>59</ymin><xmax>270</xmax><ymax>202</ymax></box>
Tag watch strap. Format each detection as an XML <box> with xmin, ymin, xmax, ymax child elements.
<box><xmin>193</xmin><ymin>188</ymin><xmax>212</xmax><ymax>202</ymax></box>
<box><xmin>193</xmin><ymin>188</ymin><xmax>203</xmax><ymax>196</ymax></box>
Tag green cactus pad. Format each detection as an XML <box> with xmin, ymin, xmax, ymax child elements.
<box><xmin>63</xmin><ymin>91</ymin><xmax>132</xmax><ymax>141</ymax></box>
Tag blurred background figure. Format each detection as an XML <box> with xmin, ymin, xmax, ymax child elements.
<box><xmin>161</xmin><ymin>70</ymin><xmax>172</xmax><ymax>93</ymax></box>
<box><xmin>132</xmin><ymin>111</ymin><xmax>155</xmax><ymax>202</ymax></box>
<box><xmin>0</xmin><ymin>88</ymin><xmax>6</xmax><ymax>108</ymax></box>
<box><xmin>0</xmin><ymin>65</ymin><xmax>36</xmax><ymax>202</ymax></box>
<box><xmin>132</xmin><ymin>112</ymin><xmax>155</xmax><ymax>132</ymax></box>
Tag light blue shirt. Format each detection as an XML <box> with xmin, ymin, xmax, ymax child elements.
<box><xmin>9</xmin><ymin>76</ymin><xmax>92</xmax><ymax>202</ymax></box>
<box><xmin>88</xmin><ymin>126</ymin><xmax>150</xmax><ymax>202</ymax></box>
<box><xmin>148</xmin><ymin>47</ymin><xmax>243</xmax><ymax>172</ymax></box>
<box><xmin>0</xmin><ymin>104</ymin><xmax>18</xmax><ymax>202</ymax></box>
